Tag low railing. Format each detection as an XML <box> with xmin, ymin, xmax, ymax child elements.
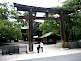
<box><xmin>1</xmin><ymin>44</ymin><xmax>28</xmax><ymax>55</ymax></box>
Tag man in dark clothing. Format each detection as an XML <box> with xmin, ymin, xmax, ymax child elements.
<box><xmin>37</xmin><ymin>44</ymin><xmax>40</xmax><ymax>53</ymax></box>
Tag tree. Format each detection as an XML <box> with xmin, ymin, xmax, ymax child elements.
<box><xmin>62</xmin><ymin>0</ymin><xmax>81</xmax><ymax>41</ymax></box>
<box><xmin>62</xmin><ymin>0</ymin><xmax>81</xmax><ymax>10</ymax></box>
<box><xmin>39</xmin><ymin>0</ymin><xmax>81</xmax><ymax>41</ymax></box>
<box><xmin>0</xmin><ymin>2</ymin><xmax>24</xmax><ymax>26</ymax></box>
<box><xmin>24</xmin><ymin>22</ymin><xmax>42</xmax><ymax>39</ymax></box>
<box><xmin>33</xmin><ymin>22</ymin><xmax>42</xmax><ymax>36</ymax></box>
<box><xmin>39</xmin><ymin>20</ymin><xmax>60</xmax><ymax>35</ymax></box>
<box><xmin>39</xmin><ymin>11</ymin><xmax>61</xmax><ymax>35</ymax></box>
<box><xmin>0</xmin><ymin>20</ymin><xmax>22</xmax><ymax>42</ymax></box>
<box><xmin>23</xmin><ymin>11</ymin><xmax>29</xmax><ymax>26</ymax></box>
<box><xmin>0</xmin><ymin>2</ymin><xmax>9</xmax><ymax>20</ymax></box>
<box><xmin>23</xmin><ymin>11</ymin><xmax>39</xmax><ymax>38</ymax></box>
<box><xmin>0</xmin><ymin>2</ymin><xmax>22</xmax><ymax>43</ymax></box>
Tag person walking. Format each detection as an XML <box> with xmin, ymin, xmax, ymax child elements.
<box><xmin>37</xmin><ymin>43</ymin><xmax>40</xmax><ymax>53</ymax></box>
<box><xmin>40</xmin><ymin>42</ymin><xmax>43</xmax><ymax>52</ymax></box>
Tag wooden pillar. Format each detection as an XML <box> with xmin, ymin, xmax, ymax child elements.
<box><xmin>46</xmin><ymin>12</ymin><xmax>48</xmax><ymax>17</ymax></box>
<box><xmin>60</xmin><ymin>11</ymin><xmax>66</xmax><ymax>48</ymax></box>
<box><xmin>28</xmin><ymin>9</ymin><xmax>33</xmax><ymax>52</ymax></box>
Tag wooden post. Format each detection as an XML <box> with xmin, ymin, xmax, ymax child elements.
<box><xmin>46</xmin><ymin>12</ymin><xmax>48</xmax><ymax>17</ymax></box>
<box><xmin>28</xmin><ymin>9</ymin><xmax>33</xmax><ymax>52</ymax></box>
<box><xmin>60</xmin><ymin>11</ymin><xmax>66</xmax><ymax>48</ymax></box>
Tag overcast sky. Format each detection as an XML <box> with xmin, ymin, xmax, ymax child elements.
<box><xmin>0</xmin><ymin>0</ymin><xmax>66</xmax><ymax>22</ymax></box>
<box><xmin>0</xmin><ymin>0</ymin><xmax>66</xmax><ymax>7</ymax></box>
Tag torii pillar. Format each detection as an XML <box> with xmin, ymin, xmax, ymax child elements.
<box><xmin>28</xmin><ymin>9</ymin><xmax>33</xmax><ymax>52</ymax></box>
<box><xmin>13</xmin><ymin>3</ymin><xmax>74</xmax><ymax>50</ymax></box>
<box><xmin>60</xmin><ymin>11</ymin><xmax>66</xmax><ymax>48</ymax></box>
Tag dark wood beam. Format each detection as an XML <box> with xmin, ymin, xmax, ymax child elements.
<box><xmin>17</xmin><ymin>7</ymin><xmax>73</xmax><ymax>14</ymax></box>
<box><xmin>14</xmin><ymin>3</ymin><xmax>74</xmax><ymax>14</ymax></box>
<box><xmin>46</xmin><ymin>12</ymin><xmax>48</xmax><ymax>17</ymax></box>
<box><xmin>14</xmin><ymin>3</ymin><xmax>73</xmax><ymax>49</ymax></box>
<box><xmin>60</xmin><ymin>11</ymin><xmax>66</xmax><ymax>48</ymax></box>
<box><xmin>36</xmin><ymin>17</ymin><xmax>60</xmax><ymax>20</ymax></box>
<box><xmin>19</xmin><ymin>16</ymin><xmax>60</xmax><ymax>20</ymax></box>
<box><xmin>28</xmin><ymin>9</ymin><xmax>33</xmax><ymax>52</ymax></box>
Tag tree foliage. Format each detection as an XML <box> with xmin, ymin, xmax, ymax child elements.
<box><xmin>0</xmin><ymin>20</ymin><xmax>22</xmax><ymax>41</ymax></box>
<box><xmin>63</xmin><ymin>0</ymin><xmax>81</xmax><ymax>41</ymax></box>
<box><xmin>0</xmin><ymin>2</ymin><xmax>22</xmax><ymax>42</ymax></box>
<box><xmin>24</xmin><ymin>22</ymin><xmax>41</xmax><ymax>38</ymax></box>
<box><xmin>39</xmin><ymin>20</ymin><xmax>60</xmax><ymax>35</ymax></box>
<box><xmin>62</xmin><ymin>0</ymin><xmax>81</xmax><ymax>10</ymax></box>
<box><xmin>0</xmin><ymin>2</ymin><xmax>24</xmax><ymax>26</ymax></box>
<box><xmin>39</xmin><ymin>0</ymin><xmax>81</xmax><ymax>41</ymax></box>
<box><xmin>33</xmin><ymin>22</ymin><xmax>41</xmax><ymax>36</ymax></box>
<box><xmin>0</xmin><ymin>2</ymin><xmax>9</xmax><ymax>20</ymax></box>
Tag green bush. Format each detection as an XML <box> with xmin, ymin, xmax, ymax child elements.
<box><xmin>68</xmin><ymin>40</ymin><xmax>79</xmax><ymax>42</ymax></box>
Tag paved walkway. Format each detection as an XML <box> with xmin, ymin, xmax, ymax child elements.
<box><xmin>0</xmin><ymin>43</ymin><xmax>81</xmax><ymax>61</ymax></box>
<box><xmin>20</xmin><ymin>53</ymin><xmax>81</xmax><ymax>61</ymax></box>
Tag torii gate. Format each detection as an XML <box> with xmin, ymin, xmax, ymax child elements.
<box><xmin>14</xmin><ymin>3</ymin><xmax>74</xmax><ymax>52</ymax></box>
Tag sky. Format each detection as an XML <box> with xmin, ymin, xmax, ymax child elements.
<box><xmin>0</xmin><ymin>0</ymin><xmax>66</xmax><ymax>22</ymax></box>
<box><xmin>0</xmin><ymin>0</ymin><xmax>66</xmax><ymax>7</ymax></box>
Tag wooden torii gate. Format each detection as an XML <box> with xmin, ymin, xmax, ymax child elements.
<box><xmin>14</xmin><ymin>3</ymin><xmax>74</xmax><ymax>52</ymax></box>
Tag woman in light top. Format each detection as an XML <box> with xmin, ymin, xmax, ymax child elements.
<box><xmin>40</xmin><ymin>42</ymin><xmax>43</xmax><ymax>52</ymax></box>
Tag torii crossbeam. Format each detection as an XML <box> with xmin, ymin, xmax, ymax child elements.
<box><xmin>19</xmin><ymin>16</ymin><xmax>60</xmax><ymax>20</ymax></box>
<box><xmin>14</xmin><ymin>3</ymin><xmax>74</xmax><ymax>52</ymax></box>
